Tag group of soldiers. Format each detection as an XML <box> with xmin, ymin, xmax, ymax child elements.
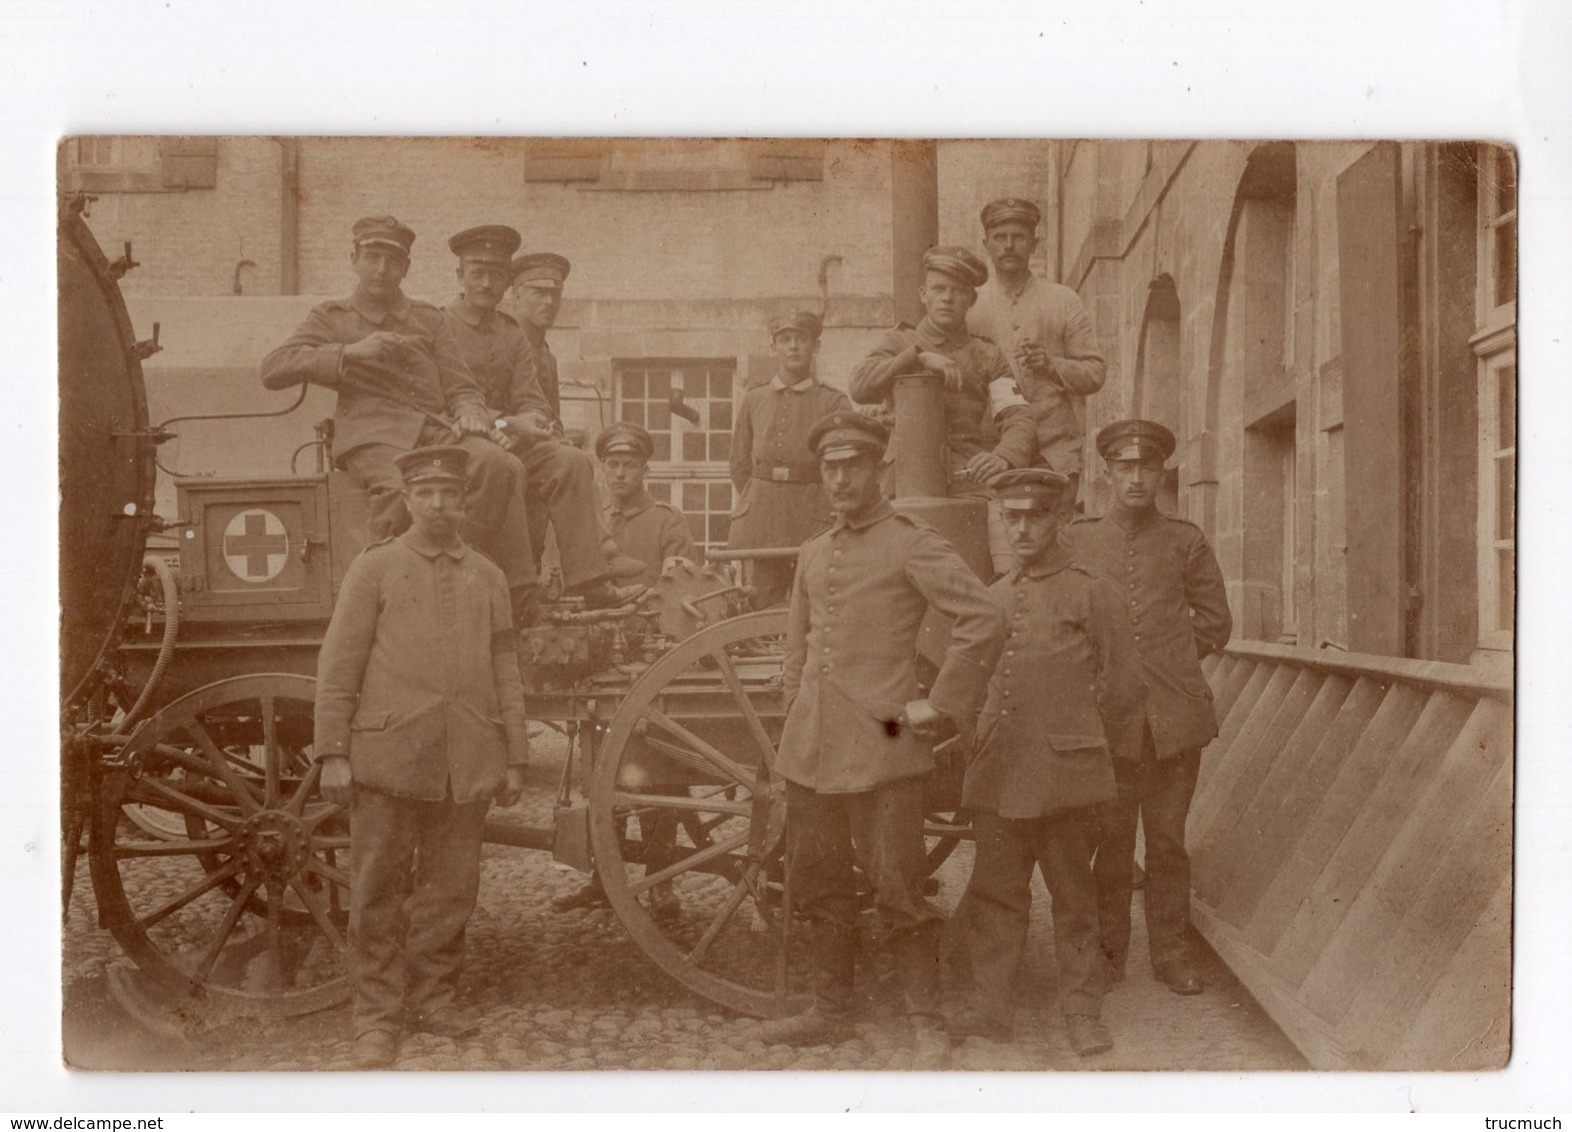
<box><xmin>274</xmin><ymin>199</ymin><xmax>1230</xmax><ymax>1070</ymax></box>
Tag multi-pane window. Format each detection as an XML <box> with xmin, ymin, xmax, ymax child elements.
<box><xmin>1473</xmin><ymin>144</ymin><xmax>1516</xmax><ymax>651</ymax></box>
<box><xmin>616</xmin><ymin>360</ymin><xmax>737</xmax><ymax>555</ymax></box>
<box><xmin>1476</xmin><ymin>352</ymin><xmax>1515</xmax><ymax>648</ymax></box>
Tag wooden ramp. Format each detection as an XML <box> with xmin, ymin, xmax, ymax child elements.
<box><xmin>1190</xmin><ymin>641</ymin><xmax>1512</xmax><ymax>1070</ymax></box>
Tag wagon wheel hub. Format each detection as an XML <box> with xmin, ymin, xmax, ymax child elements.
<box><xmin>235</xmin><ymin>810</ymin><xmax>309</xmax><ymax>881</ymax></box>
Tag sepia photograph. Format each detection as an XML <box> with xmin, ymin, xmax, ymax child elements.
<box><xmin>56</xmin><ymin>135</ymin><xmax>1515</xmax><ymax>1079</ymax></box>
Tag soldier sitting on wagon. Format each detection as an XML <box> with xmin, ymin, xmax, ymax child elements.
<box><xmin>441</xmin><ymin>225</ymin><xmax>642</xmax><ymax>604</ymax></box>
<box><xmin>548</xmin><ymin>421</ymin><xmax>699</xmax><ymax>919</ymax></box>
<box><xmin>261</xmin><ymin>215</ymin><xmax>539</xmax><ymax>622</ymax></box>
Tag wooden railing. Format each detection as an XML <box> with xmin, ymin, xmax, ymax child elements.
<box><xmin>1192</xmin><ymin>640</ymin><xmax>1512</xmax><ymax>1070</ymax></box>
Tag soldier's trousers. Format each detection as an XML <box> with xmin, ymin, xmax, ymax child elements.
<box><xmin>783</xmin><ymin>778</ymin><xmax>942</xmax><ymax>1020</ymax></box>
<box><xmin>1094</xmin><ymin>728</ymin><xmax>1203</xmax><ymax>970</ymax></box>
<box><xmin>341</xmin><ymin>428</ymin><xmax>536</xmax><ymax>593</ymax></box>
<box><xmin>515</xmin><ymin>439</ymin><xmax>610</xmax><ymax>592</ymax></box>
<box><xmin>348</xmin><ymin>786</ymin><xmax>490</xmax><ymax>1038</ymax></box>
<box><xmin>966</xmin><ymin>807</ymin><xmax>1106</xmax><ymax>1022</ymax></box>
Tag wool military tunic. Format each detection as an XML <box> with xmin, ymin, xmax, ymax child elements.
<box><xmin>963</xmin><ymin>545</ymin><xmax>1145</xmax><ymax>818</ymax></box>
<box><xmin>261</xmin><ymin>291</ymin><xmax>487</xmax><ymax>458</ymax></box>
<box><xmin>968</xmin><ymin>273</ymin><xmax>1108</xmax><ymax>476</ymax></box>
<box><xmin>314</xmin><ymin>531</ymin><xmax>530</xmax><ymax>804</ymax></box>
<box><xmin>728</xmin><ymin>375</ymin><xmax>851</xmax><ymax>550</ymax></box>
<box><xmin>441</xmin><ymin>304</ymin><xmax>554</xmax><ymax>430</ymax></box>
<box><xmin>1061</xmin><ymin>503</ymin><xmax>1232</xmax><ymax>757</ymax></box>
<box><xmin>520</xmin><ymin>321</ymin><xmax>562</xmax><ymax>424</ymax></box>
<box><xmin>778</xmin><ymin>501</ymin><xmax>1005</xmax><ymax>793</ymax></box>
<box><xmin>605</xmin><ymin>489</ymin><xmax>700</xmax><ymax>586</ymax></box>
<box><xmin>849</xmin><ymin>317</ymin><xmax>1037</xmax><ymax>480</ymax></box>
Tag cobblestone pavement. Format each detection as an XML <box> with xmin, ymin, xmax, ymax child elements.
<box><xmin>64</xmin><ymin>729</ymin><xmax>1306</xmax><ymax>1074</ymax></box>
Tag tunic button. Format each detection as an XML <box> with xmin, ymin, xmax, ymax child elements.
<box><xmin>1001</xmin><ymin>708</ymin><xmax>1010</xmax><ymax>716</ymax></box>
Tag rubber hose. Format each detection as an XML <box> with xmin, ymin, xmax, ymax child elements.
<box><xmin>120</xmin><ymin>555</ymin><xmax>180</xmax><ymax>730</ymax></box>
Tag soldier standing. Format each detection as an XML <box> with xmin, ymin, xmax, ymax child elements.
<box><xmin>1061</xmin><ymin>419</ymin><xmax>1232</xmax><ymax>995</ymax></box>
<box><xmin>314</xmin><ymin>446</ymin><xmax>530</xmax><ymax>1068</ymax></box>
<box><xmin>763</xmin><ymin>411</ymin><xmax>1006</xmax><ymax>1070</ymax></box>
<box><xmin>951</xmin><ymin>468</ymin><xmax>1144</xmax><ymax>1058</ymax></box>
<box><xmin>727</xmin><ymin>310</ymin><xmax>852</xmax><ymax>608</ymax></box>
<box><xmin>442</xmin><ymin>225</ymin><xmax>634</xmax><ymax>607</ymax></box>
<box><xmin>968</xmin><ymin>198</ymin><xmax>1107</xmax><ymax>506</ymax></box>
<box><xmin>260</xmin><ymin>215</ymin><xmax>538</xmax><ymax>620</ymax></box>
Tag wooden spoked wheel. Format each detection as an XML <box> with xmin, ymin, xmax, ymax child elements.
<box><xmin>89</xmin><ymin>674</ymin><xmax>350</xmax><ymax>1017</ymax></box>
<box><xmin>588</xmin><ymin>609</ymin><xmax>815</xmax><ymax>1019</ymax></box>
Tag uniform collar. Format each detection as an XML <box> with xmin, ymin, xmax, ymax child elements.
<box><xmin>520</xmin><ymin>319</ymin><xmax>549</xmax><ymax>347</ymax></box>
<box><xmin>1108</xmin><ymin>500</ymin><xmax>1163</xmax><ymax>532</ymax></box>
<box><xmin>447</xmin><ymin>299</ymin><xmax>497</xmax><ymax>329</ymax></box>
<box><xmin>613</xmin><ymin>489</ymin><xmax>656</xmax><ymax>518</ymax></box>
<box><xmin>349</xmin><ymin>288</ymin><xmax>411</xmax><ymax>325</ymax></box>
<box><xmin>994</xmin><ymin>270</ymin><xmax>1038</xmax><ymax>302</ymax></box>
<box><xmin>771</xmin><ymin>373</ymin><xmax>818</xmax><ymax>393</ymax></box>
<box><xmin>1015</xmin><ymin>542</ymin><xmax>1073</xmax><ymax>579</ymax></box>
<box><xmin>400</xmin><ymin>528</ymin><xmax>468</xmax><ymax>560</ymax></box>
<box><xmin>916</xmin><ymin>316</ymin><xmax>972</xmax><ymax>351</ymax></box>
<box><xmin>833</xmin><ymin>498</ymin><xmax>895</xmax><ymax>532</ymax></box>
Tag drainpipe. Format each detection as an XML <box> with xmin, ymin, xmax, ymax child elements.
<box><xmin>889</xmin><ymin>140</ymin><xmax>938</xmax><ymax>327</ymax></box>
<box><xmin>279</xmin><ymin>139</ymin><xmax>300</xmax><ymax>295</ymax></box>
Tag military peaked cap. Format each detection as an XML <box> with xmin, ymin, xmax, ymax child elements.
<box><xmin>981</xmin><ymin>197</ymin><xmax>1042</xmax><ymax>231</ymax></box>
<box><xmin>512</xmin><ymin>252</ymin><xmax>572</xmax><ymax>290</ymax></box>
<box><xmin>807</xmin><ymin>411</ymin><xmax>889</xmax><ymax>462</ymax></box>
<box><xmin>769</xmin><ymin>310</ymin><xmax>824</xmax><ymax>340</ymax></box>
<box><xmin>989</xmin><ymin>467</ymin><xmax>1072</xmax><ymax>511</ymax></box>
<box><xmin>448</xmin><ymin>224</ymin><xmax>522</xmax><ymax>265</ymax></box>
<box><xmin>395</xmin><ymin>445</ymin><xmax>469</xmax><ymax>484</ymax></box>
<box><xmin>595</xmin><ymin>421</ymin><xmax>654</xmax><ymax>462</ymax></box>
<box><xmin>922</xmin><ymin>245</ymin><xmax>989</xmax><ymax>289</ymax></box>
<box><xmin>353</xmin><ymin>215</ymin><xmax>416</xmax><ymax>254</ymax></box>
<box><xmin>1097</xmin><ymin>418</ymin><xmax>1177</xmax><ymax>463</ymax></box>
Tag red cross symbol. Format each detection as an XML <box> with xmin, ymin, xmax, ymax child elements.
<box><xmin>223</xmin><ymin>509</ymin><xmax>290</xmax><ymax>581</ymax></box>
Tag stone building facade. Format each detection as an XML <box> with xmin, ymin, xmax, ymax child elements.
<box><xmin>62</xmin><ymin>138</ymin><xmax>1512</xmax><ymax>667</ymax></box>
<box><xmin>1051</xmin><ymin>140</ymin><xmax>1514</xmax><ymax>668</ymax></box>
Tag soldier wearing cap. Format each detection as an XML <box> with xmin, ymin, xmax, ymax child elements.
<box><xmin>762</xmin><ymin>410</ymin><xmax>1006</xmax><ymax>1069</ymax></box>
<box><xmin>727</xmin><ymin>310</ymin><xmax>853</xmax><ymax>608</ymax></box>
<box><xmin>1060</xmin><ymin>419</ymin><xmax>1232</xmax><ymax>996</ymax></box>
<box><xmin>261</xmin><ymin>216</ymin><xmax>537</xmax><ymax>616</ymax></box>
<box><xmin>850</xmin><ymin>246</ymin><xmax>1037</xmax><ymax>501</ymax></box>
<box><xmin>510</xmin><ymin>251</ymin><xmax>573</xmax><ymax>426</ymax></box>
<box><xmin>594</xmin><ymin>422</ymin><xmax>700</xmax><ymax>587</ymax></box>
<box><xmin>314</xmin><ymin>445</ymin><xmax>531</xmax><ymax>1067</ymax></box>
<box><xmin>968</xmin><ymin>198</ymin><xmax>1107</xmax><ymax>502</ymax></box>
<box><xmin>544</xmin><ymin>421</ymin><xmax>702</xmax><ymax>919</ymax></box>
<box><xmin>442</xmin><ymin>226</ymin><xmax>630</xmax><ymax>603</ymax></box>
<box><xmin>948</xmin><ymin>467</ymin><xmax>1144</xmax><ymax>1058</ymax></box>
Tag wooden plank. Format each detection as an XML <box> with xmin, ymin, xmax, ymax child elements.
<box><xmin>1191</xmin><ymin>901</ymin><xmax>1353</xmax><ymax>1070</ymax></box>
<box><xmin>1241</xmin><ymin>682</ymin><xmax>1427</xmax><ymax>956</ymax></box>
<box><xmin>1330</xmin><ymin>755</ymin><xmax>1513</xmax><ymax>1066</ymax></box>
<box><xmin>1385</xmin><ymin>874</ymin><xmax>1512</xmax><ymax>1070</ymax></box>
<box><xmin>1190</xmin><ymin>666</ymin><xmax>1305</xmax><ymax>849</ymax></box>
<box><xmin>1192</xmin><ymin>668</ymin><xmax>1325</xmax><ymax>905</ymax></box>
<box><xmin>1212</xmin><ymin>656</ymin><xmax>1260</xmax><ymax>724</ymax></box>
<box><xmin>1221</xmin><ymin>639</ymin><xmax>1510</xmax><ymax>701</ymax></box>
<box><xmin>1274</xmin><ymin>690</ymin><xmax>1476</xmax><ymax>988</ymax></box>
<box><xmin>1200</xmin><ymin>673</ymin><xmax>1355</xmax><ymax>921</ymax></box>
<box><xmin>1292</xmin><ymin>692</ymin><xmax>1496</xmax><ymax>1019</ymax></box>
<box><xmin>1222</xmin><ymin>675</ymin><xmax>1379</xmax><ymax>929</ymax></box>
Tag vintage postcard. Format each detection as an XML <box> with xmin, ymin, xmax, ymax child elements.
<box><xmin>58</xmin><ymin>136</ymin><xmax>1513</xmax><ymax>1079</ymax></box>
